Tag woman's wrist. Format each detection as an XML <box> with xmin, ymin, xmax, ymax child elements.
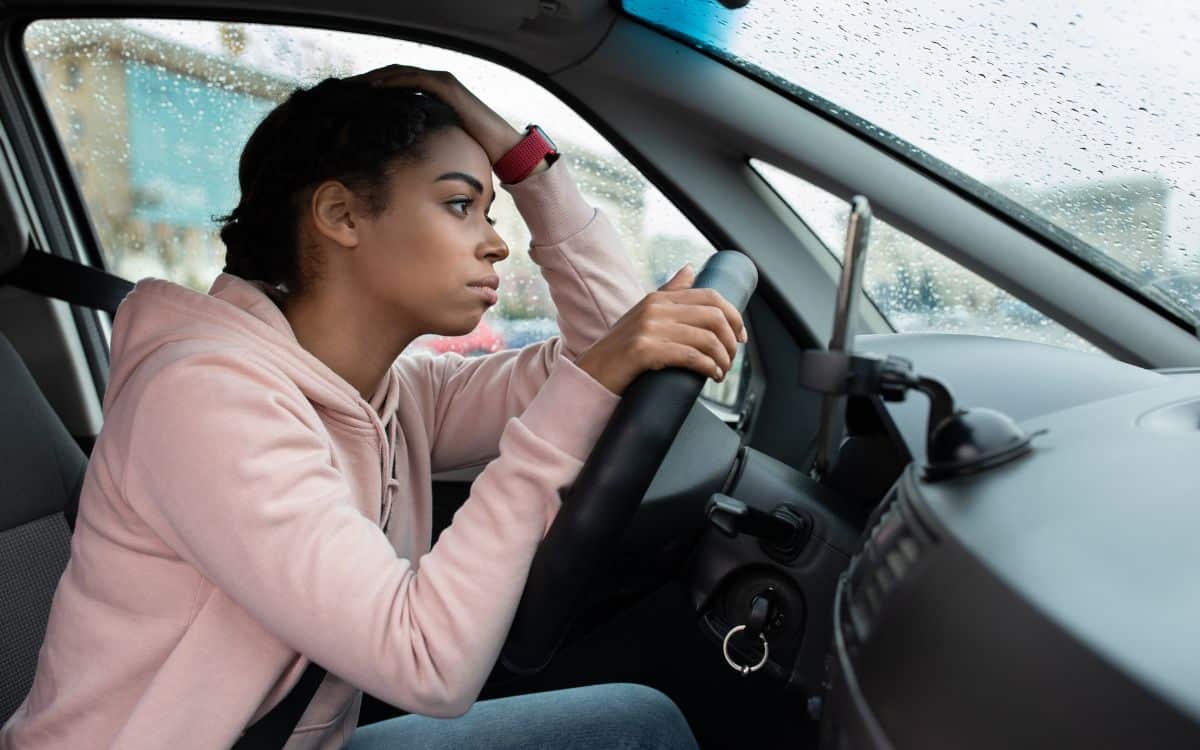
<box><xmin>475</xmin><ymin>121</ymin><xmax>551</xmax><ymax>180</ymax></box>
<box><xmin>480</xmin><ymin>121</ymin><xmax>525</xmax><ymax>164</ymax></box>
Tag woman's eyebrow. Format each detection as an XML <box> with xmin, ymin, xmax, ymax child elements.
<box><xmin>434</xmin><ymin>171</ymin><xmax>484</xmax><ymax>194</ymax></box>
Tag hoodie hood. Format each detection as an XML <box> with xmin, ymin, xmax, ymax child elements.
<box><xmin>106</xmin><ymin>272</ymin><xmax>400</xmax><ymax>431</ymax></box>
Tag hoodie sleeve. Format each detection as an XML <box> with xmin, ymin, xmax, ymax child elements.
<box><xmin>121</xmin><ymin>350</ymin><xmax>618</xmax><ymax>718</ymax></box>
<box><xmin>403</xmin><ymin>161</ymin><xmax>646</xmax><ymax>473</ymax></box>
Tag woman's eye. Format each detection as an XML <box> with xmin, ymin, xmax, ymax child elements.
<box><xmin>448</xmin><ymin>198</ymin><xmax>496</xmax><ymax>226</ymax></box>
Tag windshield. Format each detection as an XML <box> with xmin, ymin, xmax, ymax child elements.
<box><xmin>624</xmin><ymin>0</ymin><xmax>1200</xmax><ymax>328</ymax></box>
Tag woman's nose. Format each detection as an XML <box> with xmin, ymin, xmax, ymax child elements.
<box><xmin>480</xmin><ymin>227</ymin><xmax>509</xmax><ymax>263</ymax></box>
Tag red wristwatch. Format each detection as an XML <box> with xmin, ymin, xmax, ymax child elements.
<box><xmin>493</xmin><ymin>125</ymin><xmax>559</xmax><ymax>184</ymax></box>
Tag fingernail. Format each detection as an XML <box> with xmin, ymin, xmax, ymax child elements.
<box><xmin>739</xmin><ymin>328</ymin><xmax>748</xmax><ymax>343</ymax></box>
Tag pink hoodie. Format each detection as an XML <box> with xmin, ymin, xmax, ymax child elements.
<box><xmin>0</xmin><ymin>162</ymin><xmax>646</xmax><ymax>749</ymax></box>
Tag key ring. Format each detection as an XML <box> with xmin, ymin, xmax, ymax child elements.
<box><xmin>723</xmin><ymin>624</ymin><xmax>769</xmax><ymax>675</ymax></box>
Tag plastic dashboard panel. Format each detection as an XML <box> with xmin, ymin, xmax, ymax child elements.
<box><xmin>825</xmin><ymin>335</ymin><xmax>1200</xmax><ymax>747</ymax></box>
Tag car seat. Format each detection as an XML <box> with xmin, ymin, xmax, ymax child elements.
<box><xmin>0</xmin><ymin>330</ymin><xmax>85</xmax><ymax>725</ymax></box>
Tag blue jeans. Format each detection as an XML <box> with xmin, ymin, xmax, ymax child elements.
<box><xmin>344</xmin><ymin>683</ymin><xmax>699</xmax><ymax>750</ymax></box>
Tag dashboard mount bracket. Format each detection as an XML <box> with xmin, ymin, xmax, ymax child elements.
<box><xmin>797</xmin><ymin>350</ymin><xmax>1039</xmax><ymax>482</ymax></box>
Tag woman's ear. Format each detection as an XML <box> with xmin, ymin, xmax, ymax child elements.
<box><xmin>309</xmin><ymin>180</ymin><xmax>360</xmax><ymax>248</ymax></box>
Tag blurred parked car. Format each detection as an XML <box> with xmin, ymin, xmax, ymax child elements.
<box><xmin>410</xmin><ymin>318</ymin><xmax>506</xmax><ymax>357</ymax></box>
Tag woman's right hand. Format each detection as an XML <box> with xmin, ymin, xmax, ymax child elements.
<box><xmin>574</xmin><ymin>264</ymin><xmax>749</xmax><ymax>396</ymax></box>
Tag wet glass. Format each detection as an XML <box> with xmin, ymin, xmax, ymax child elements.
<box><xmin>753</xmin><ymin>160</ymin><xmax>1102</xmax><ymax>354</ymax></box>
<box><xmin>626</xmin><ymin>0</ymin><xmax>1200</xmax><ymax>327</ymax></box>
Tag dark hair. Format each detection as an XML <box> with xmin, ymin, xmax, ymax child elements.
<box><xmin>218</xmin><ymin>77</ymin><xmax>462</xmax><ymax>295</ymax></box>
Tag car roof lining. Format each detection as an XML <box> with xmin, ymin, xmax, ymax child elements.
<box><xmin>4</xmin><ymin>0</ymin><xmax>618</xmax><ymax>73</ymax></box>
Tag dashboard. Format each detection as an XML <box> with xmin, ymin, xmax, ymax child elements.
<box><xmin>823</xmin><ymin>333</ymin><xmax>1200</xmax><ymax>747</ymax></box>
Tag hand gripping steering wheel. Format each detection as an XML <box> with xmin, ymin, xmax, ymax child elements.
<box><xmin>500</xmin><ymin>250</ymin><xmax>759</xmax><ymax>674</ymax></box>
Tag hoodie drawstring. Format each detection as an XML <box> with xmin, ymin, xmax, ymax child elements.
<box><xmin>380</xmin><ymin>416</ymin><xmax>399</xmax><ymax>533</ymax></box>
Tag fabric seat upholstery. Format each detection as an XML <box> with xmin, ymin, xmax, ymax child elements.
<box><xmin>0</xmin><ymin>331</ymin><xmax>85</xmax><ymax>725</ymax></box>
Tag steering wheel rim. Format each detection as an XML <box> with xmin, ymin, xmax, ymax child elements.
<box><xmin>499</xmin><ymin>251</ymin><xmax>759</xmax><ymax>675</ymax></box>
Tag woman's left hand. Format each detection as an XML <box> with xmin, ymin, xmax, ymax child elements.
<box><xmin>351</xmin><ymin>65</ymin><xmax>525</xmax><ymax>165</ymax></box>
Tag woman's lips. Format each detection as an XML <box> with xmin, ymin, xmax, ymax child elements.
<box><xmin>466</xmin><ymin>284</ymin><xmax>499</xmax><ymax>306</ymax></box>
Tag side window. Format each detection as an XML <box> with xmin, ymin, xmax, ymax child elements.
<box><xmin>750</xmin><ymin>160</ymin><xmax>1101</xmax><ymax>354</ymax></box>
<box><xmin>24</xmin><ymin>19</ymin><xmax>747</xmax><ymax>408</ymax></box>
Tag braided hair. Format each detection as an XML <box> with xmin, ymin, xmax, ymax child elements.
<box><xmin>217</xmin><ymin>77</ymin><xmax>462</xmax><ymax>296</ymax></box>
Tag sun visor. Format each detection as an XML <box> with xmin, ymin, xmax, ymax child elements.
<box><xmin>436</xmin><ymin>0</ymin><xmax>542</xmax><ymax>32</ymax></box>
<box><xmin>0</xmin><ymin>150</ymin><xmax>32</xmax><ymax>277</ymax></box>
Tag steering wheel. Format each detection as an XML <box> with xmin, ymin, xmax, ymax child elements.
<box><xmin>499</xmin><ymin>251</ymin><xmax>759</xmax><ymax>674</ymax></box>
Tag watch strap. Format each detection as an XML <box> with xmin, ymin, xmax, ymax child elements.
<box><xmin>494</xmin><ymin>125</ymin><xmax>558</xmax><ymax>184</ymax></box>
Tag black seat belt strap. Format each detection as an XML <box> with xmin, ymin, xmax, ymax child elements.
<box><xmin>234</xmin><ymin>662</ymin><xmax>328</xmax><ymax>749</ymax></box>
<box><xmin>1</xmin><ymin>246</ymin><xmax>133</xmax><ymax>315</ymax></box>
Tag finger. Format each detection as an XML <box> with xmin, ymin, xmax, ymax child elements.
<box><xmin>650</xmin><ymin>341</ymin><xmax>725</xmax><ymax>381</ymax></box>
<box><xmin>369</xmin><ymin>72</ymin><xmax>433</xmax><ymax>90</ymax></box>
<box><xmin>658</xmin><ymin>287</ymin><xmax>746</xmax><ymax>343</ymax></box>
<box><xmin>350</xmin><ymin>64</ymin><xmax>418</xmax><ymax>84</ymax></box>
<box><xmin>655</xmin><ymin>302</ymin><xmax>739</xmax><ymax>363</ymax></box>
<box><xmin>658</xmin><ymin>321</ymin><xmax>732</xmax><ymax>374</ymax></box>
<box><xmin>656</xmin><ymin>264</ymin><xmax>695</xmax><ymax>292</ymax></box>
<box><xmin>361</xmin><ymin>67</ymin><xmax>450</xmax><ymax>93</ymax></box>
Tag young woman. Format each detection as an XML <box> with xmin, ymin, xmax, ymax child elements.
<box><xmin>0</xmin><ymin>66</ymin><xmax>746</xmax><ymax>749</ymax></box>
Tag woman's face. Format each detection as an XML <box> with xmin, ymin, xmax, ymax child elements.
<box><xmin>345</xmin><ymin>125</ymin><xmax>509</xmax><ymax>338</ymax></box>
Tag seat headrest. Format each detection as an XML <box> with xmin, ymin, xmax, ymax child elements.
<box><xmin>0</xmin><ymin>332</ymin><xmax>87</xmax><ymax>531</ymax></box>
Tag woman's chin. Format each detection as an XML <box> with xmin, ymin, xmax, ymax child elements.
<box><xmin>434</xmin><ymin>316</ymin><xmax>484</xmax><ymax>338</ymax></box>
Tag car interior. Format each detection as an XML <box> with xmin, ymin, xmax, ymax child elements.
<box><xmin>2</xmin><ymin>1</ymin><xmax>1199</xmax><ymax>748</ymax></box>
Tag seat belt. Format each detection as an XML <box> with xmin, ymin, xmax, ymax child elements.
<box><xmin>2</xmin><ymin>247</ymin><xmax>331</xmax><ymax>749</ymax></box>
<box><xmin>1</xmin><ymin>246</ymin><xmax>133</xmax><ymax>315</ymax></box>
<box><xmin>234</xmin><ymin>662</ymin><xmax>328</xmax><ymax>749</ymax></box>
